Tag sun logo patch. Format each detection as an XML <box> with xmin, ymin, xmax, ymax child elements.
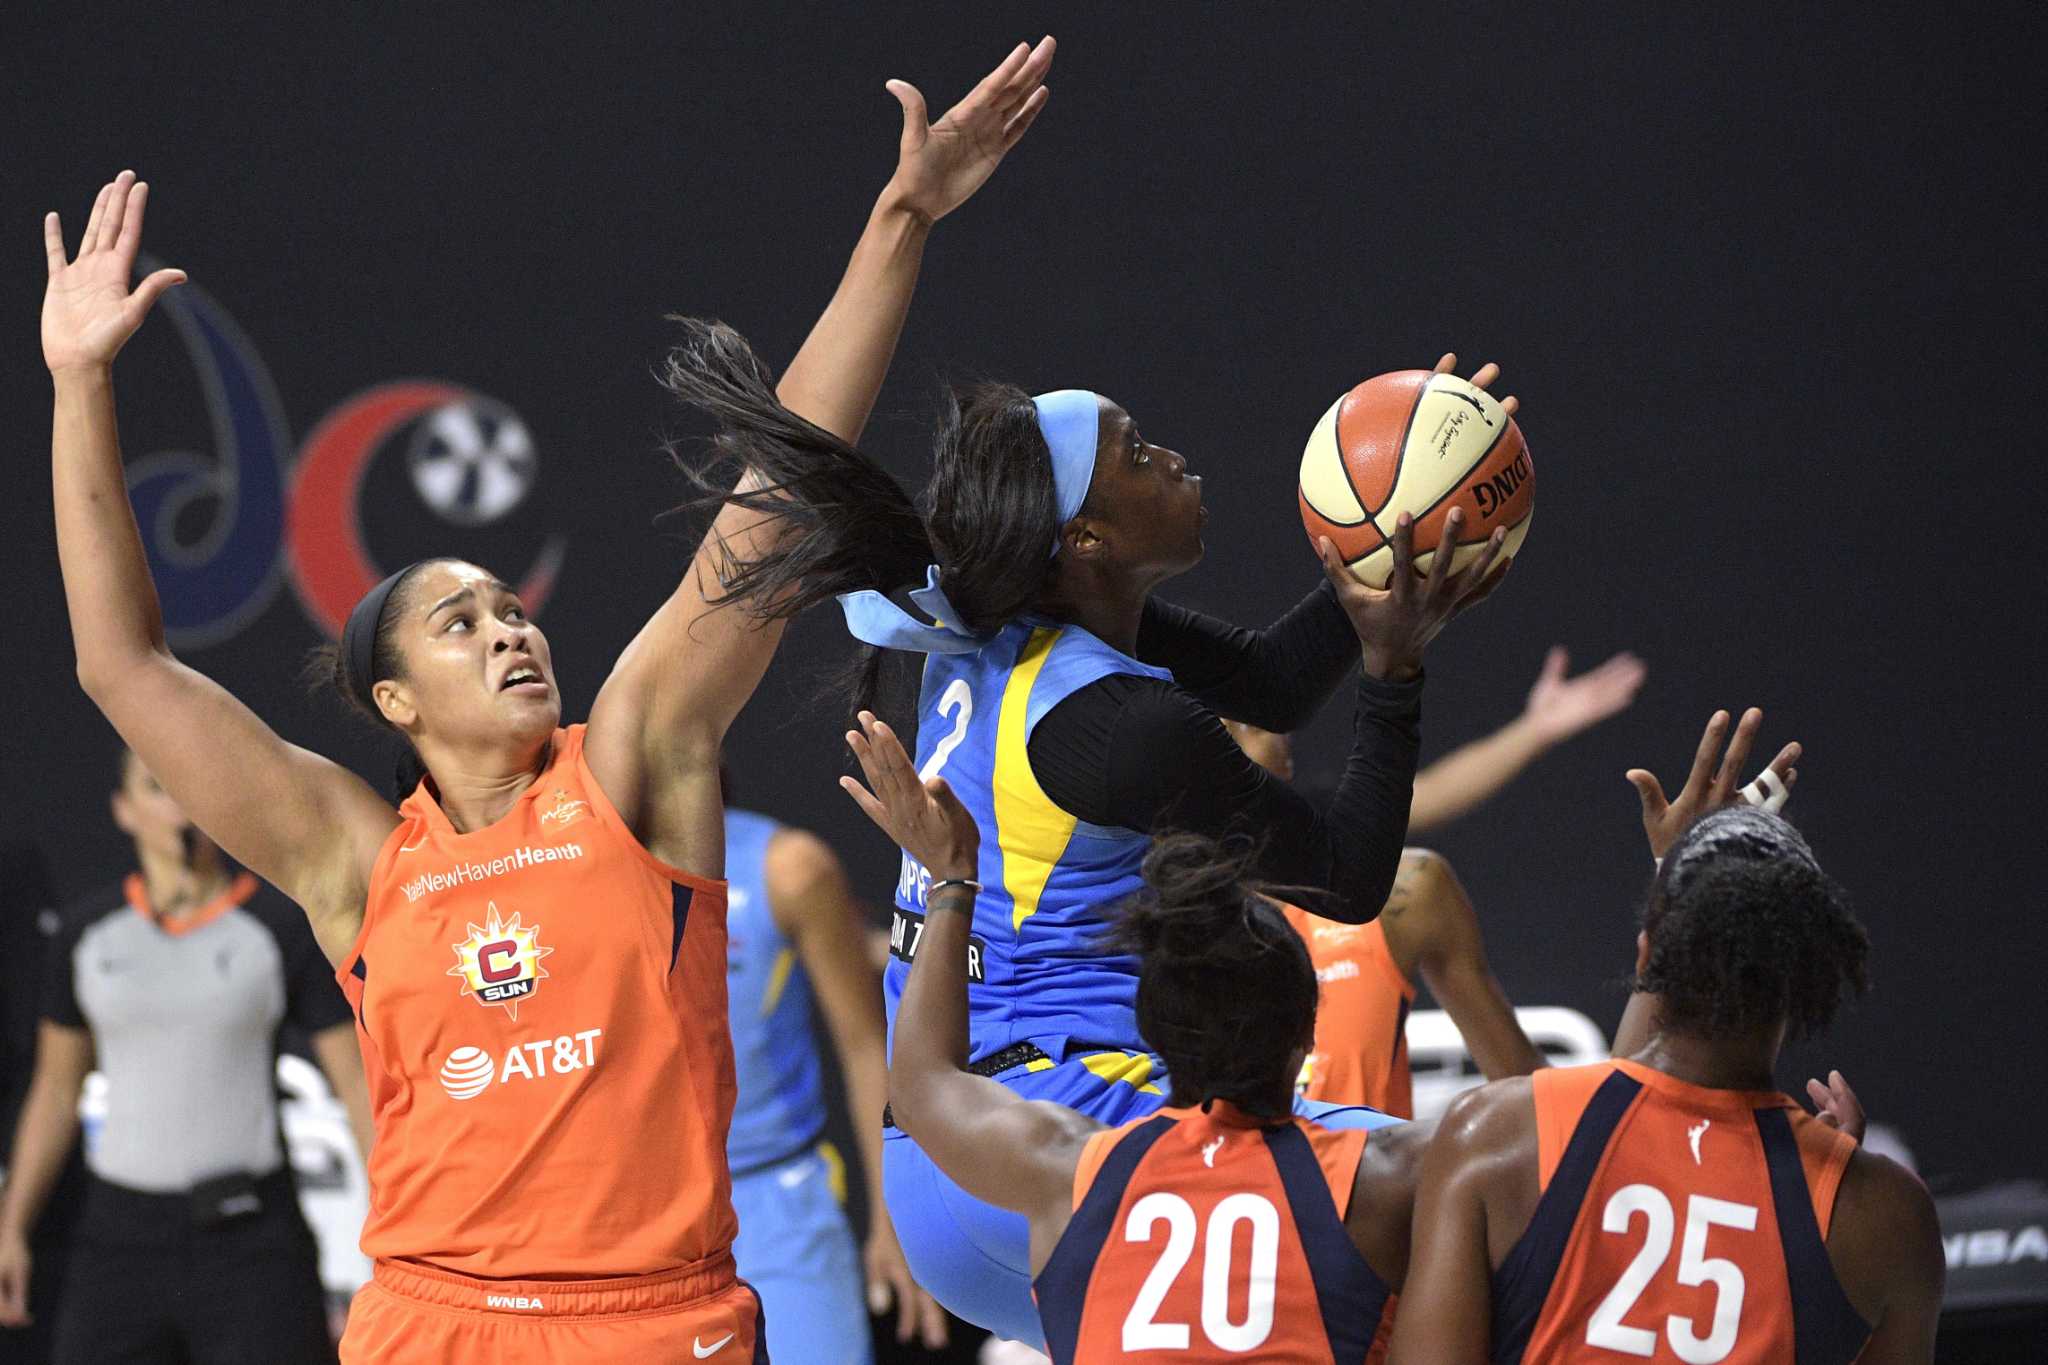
<box><xmin>448</xmin><ymin>903</ymin><xmax>554</xmax><ymax>1018</ymax></box>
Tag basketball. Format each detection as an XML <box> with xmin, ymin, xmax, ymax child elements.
<box><xmin>1298</xmin><ymin>370</ymin><xmax>1534</xmax><ymax>588</ymax></box>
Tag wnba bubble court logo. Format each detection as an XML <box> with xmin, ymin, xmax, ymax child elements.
<box><xmin>133</xmin><ymin>267</ymin><xmax>567</xmax><ymax>646</ymax></box>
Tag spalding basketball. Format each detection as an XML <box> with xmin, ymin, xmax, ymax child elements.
<box><xmin>1298</xmin><ymin>371</ymin><xmax>1533</xmax><ymax>588</ymax></box>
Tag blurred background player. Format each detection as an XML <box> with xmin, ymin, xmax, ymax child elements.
<box><xmin>1392</xmin><ymin>800</ymin><xmax>1943</xmax><ymax>1362</ymax></box>
<box><xmin>840</xmin><ymin>711</ymin><xmax>1426</xmax><ymax>1363</ymax></box>
<box><xmin>721</xmin><ymin>791</ymin><xmax>947</xmax><ymax>1360</ymax></box>
<box><xmin>1226</xmin><ymin>645</ymin><xmax>1641</xmax><ymax>1115</ymax></box>
<box><xmin>0</xmin><ymin>751</ymin><xmax>370</xmax><ymax>1364</ymax></box>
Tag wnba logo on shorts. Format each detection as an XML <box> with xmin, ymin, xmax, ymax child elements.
<box><xmin>447</xmin><ymin>903</ymin><xmax>554</xmax><ymax>1019</ymax></box>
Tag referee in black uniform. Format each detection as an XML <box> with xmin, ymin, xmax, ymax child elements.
<box><xmin>0</xmin><ymin>752</ymin><xmax>371</xmax><ymax>1364</ymax></box>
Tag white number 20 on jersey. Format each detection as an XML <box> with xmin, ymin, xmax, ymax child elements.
<box><xmin>1586</xmin><ymin>1184</ymin><xmax>1759</xmax><ymax>1363</ymax></box>
<box><xmin>1122</xmin><ymin>1191</ymin><xmax>1281</xmax><ymax>1352</ymax></box>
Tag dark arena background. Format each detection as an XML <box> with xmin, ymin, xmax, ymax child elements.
<box><xmin>3</xmin><ymin>6</ymin><xmax>2043</xmax><ymax>1361</ymax></box>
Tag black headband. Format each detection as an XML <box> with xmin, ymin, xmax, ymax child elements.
<box><xmin>341</xmin><ymin>562</ymin><xmax>423</xmax><ymax>712</ymax></box>
<box><xmin>1662</xmin><ymin>805</ymin><xmax>1820</xmax><ymax>896</ymax></box>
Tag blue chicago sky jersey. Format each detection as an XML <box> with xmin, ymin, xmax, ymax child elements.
<box><xmin>883</xmin><ymin>616</ymin><xmax>1174</xmax><ymax>1062</ymax></box>
<box><xmin>725</xmin><ymin>808</ymin><xmax>829</xmax><ymax>1173</ymax></box>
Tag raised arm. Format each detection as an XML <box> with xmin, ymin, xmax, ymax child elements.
<box><xmin>1409</xmin><ymin>647</ymin><xmax>1644</xmax><ymax>832</ymax></box>
<box><xmin>44</xmin><ymin>173</ymin><xmax>396</xmax><ymax>958</ymax></box>
<box><xmin>583</xmin><ymin>40</ymin><xmax>1056</xmax><ymax>872</ymax></box>
<box><xmin>839</xmin><ymin>713</ymin><xmax>1096</xmax><ymax>1230</ymax></box>
<box><xmin>1032</xmin><ymin>509</ymin><xmax>1510</xmax><ymax>922</ymax></box>
<box><xmin>764</xmin><ymin>828</ymin><xmax>947</xmax><ymax>1350</ymax></box>
<box><xmin>1380</xmin><ymin>851</ymin><xmax>1544</xmax><ymax>1078</ymax></box>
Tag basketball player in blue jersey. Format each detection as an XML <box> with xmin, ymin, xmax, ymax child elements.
<box><xmin>660</xmin><ymin>330</ymin><xmax>1516</xmax><ymax>1337</ymax></box>
<box><xmin>721</xmin><ymin>798</ymin><xmax>946</xmax><ymax>1360</ymax></box>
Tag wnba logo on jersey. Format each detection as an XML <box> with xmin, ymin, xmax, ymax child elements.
<box><xmin>448</xmin><ymin>903</ymin><xmax>555</xmax><ymax>1018</ymax></box>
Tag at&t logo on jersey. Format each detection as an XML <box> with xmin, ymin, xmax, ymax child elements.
<box><xmin>448</xmin><ymin>902</ymin><xmax>554</xmax><ymax>1019</ymax></box>
<box><xmin>437</xmin><ymin>1030</ymin><xmax>604</xmax><ymax>1101</ymax></box>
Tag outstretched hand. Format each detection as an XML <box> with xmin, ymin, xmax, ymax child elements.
<box><xmin>881</xmin><ymin>37</ymin><xmax>1055</xmax><ymax>225</ymax></box>
<box><xmin>1626</xmin><ymin>708</ymin><xmax>1802</xmax><ymax>860</ymax></box>
<box><xmin>840</xmin><ymin>711</ymin><xmax>980</xmax><ymax>882</ymax></box>
<box><xmin>42</xmin><ymin>170</ymin><xmax>185</xmax><ymax>376</ymax></box>
<box><xmin>1522</xmin><ymin>647</ymin><xmax>1648</xmax><ymax>744</ymax></box>
<box><xmin>1806</xmin><ymin>1069</ymin><xmax>1866</xmax><ymax>1145</ymax></box>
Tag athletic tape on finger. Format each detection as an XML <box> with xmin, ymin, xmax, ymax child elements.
<box><xmin>1738</xmin><ymin>766</ymin><xmax>1790</xmax><ymax>813</ymax></box>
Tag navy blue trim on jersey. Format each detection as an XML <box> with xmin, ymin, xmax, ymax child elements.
<box><xmin>1035</xmin><ymin>1116</ymin><xmax>1175</xmax><ymax>1365</ymax></box>
<box><xmin>668</xmin><ymin>884</ymin><xmax>693</xmax><ymax>973</ymax></box>
<box><xmin>348</xmin><ymin>954</ymin><xmax>368</xmax><ymax>1031</ymax></box>
<box><xmin>1264</xmin><ymin>1123</ymin><xmax>1391</xmax><ymax>1361</ymax></box>
<box><xmin>1754</xmin><ymin>1106</ymin><xmax>1871</xmax><ymax>1363</ymax></box>
<box><xmin>1489</xmin><ymin>1069</ymin><xmax>1644</xmax><ymax>1364</ymax></box>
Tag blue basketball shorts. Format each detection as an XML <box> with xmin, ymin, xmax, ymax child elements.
<box><xmin>731</xmin><ymin>1144</ymin><xmax>871</xmax><ymax>1365</ymax></box>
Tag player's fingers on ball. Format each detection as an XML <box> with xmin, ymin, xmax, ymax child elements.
<box><xmin>1387</xmin><ymin>513</ymin><xmax>1417</xmax><ymax>589</ymax></box>
<box><xmin>1425</xmin><ymin>509</ymin><xmax>1464</xmax><ymax>591</ymax></box>
<box><xmin>1469</xmin><ymin>361</ymin><xmax>1500</xmax><ymax>391</ymax></box>
<box><xmin>1500</xmin><ymin>394</ymin><xmax>1519</xmax><ymax>415</ymax></box>
<box><xmin>1433</xmin><ymin>352</ymin><xmax>1456</xmax><ymax>374</ymax></box>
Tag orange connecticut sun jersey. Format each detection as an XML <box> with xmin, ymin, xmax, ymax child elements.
<box><xmin>339</xmin><ymin>725</ymin><xmax>737</xmax><ymax>1279</ymax></box>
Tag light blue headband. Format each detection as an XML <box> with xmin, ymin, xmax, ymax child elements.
<box><xmin>836</xmin><ymin>390</ymin><xmax>1102</xmax><ymax>655</ymax></box>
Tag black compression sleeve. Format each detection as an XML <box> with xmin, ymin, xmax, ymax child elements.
<box><xmin>1134</xmin><ymin>581</ymin><xmax>1359</xmax><ymax>732</ymax></box>
<box><xmin>1028</xmin><ymin>671</ymin><xmax>1421</xmax><ymax>922</ymax></box>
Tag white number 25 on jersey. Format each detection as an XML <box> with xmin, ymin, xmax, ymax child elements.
<box><xmin>1587</xmin><ymin>1184</ymin><xmax>1759</xmax><ymax>1364</ymax></box>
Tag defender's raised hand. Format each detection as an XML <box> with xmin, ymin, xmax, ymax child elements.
<box><xmin>881</xmin><ymin>37</ymin><xmax>1055</xmax><ymax>225</ymax></box>
<box><xmin>840</xmin><ymin>711</ymin><xmax>979</xmax><ymax>882</ymax></box>
<box><xmin>1627</xmin><ymin>708</ymin><xmax>1802</xmax><ymax>860</ymax></box>
<box><xmin>42</xmin><ymin>171</ymin><xmax>186</xmax><ymax>376</ymax></box>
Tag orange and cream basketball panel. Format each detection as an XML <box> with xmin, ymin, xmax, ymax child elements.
<box><xmin>1299</xmin><ymin>369</ymin><xmax>1534</xmax><ymax>587</ymax></box>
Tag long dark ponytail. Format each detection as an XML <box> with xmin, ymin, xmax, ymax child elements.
<box><xmin>661</xmin><ymin>322</ymin><xmax>1071</xmax><ymax>722</ymax></box>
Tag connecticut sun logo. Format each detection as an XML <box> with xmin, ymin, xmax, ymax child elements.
<box><xmin>448</xmin><ymin>903</ymin><xmax>554</xmax><ymax>1019</ymax></box>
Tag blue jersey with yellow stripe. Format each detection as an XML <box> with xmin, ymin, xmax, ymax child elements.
<box><xmin>725</xmin><ymin>807</ymin><xmax>829</xmax><ymax>1173</ymax></box>
<box><xmin>883</xmin><ymin>617</ymin><xmax>1173</xmax><ymax>1062</ymax></box>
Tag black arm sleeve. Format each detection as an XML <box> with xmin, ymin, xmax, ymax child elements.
<box><xmin>1134</xmin><ymin>581</ymin><xmax>1361</xmax><ymax>733</ymax></box>
<box><xmin>1028</xmin><ymin>671</ymin><xmax>1421</xmax><ymax>923</ymax></box>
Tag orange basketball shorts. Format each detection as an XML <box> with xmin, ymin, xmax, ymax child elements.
<box><xmin>339</xmin><ymin>1255</ymin><xmax>766</xmax><ymax>1363</ymax></box>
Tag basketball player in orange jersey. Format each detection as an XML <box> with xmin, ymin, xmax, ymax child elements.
<box><xmin>839</xmin><ymin>711</ymin><xmax>1430</xmax><ymax>1364</ymax></box>
<box><xmin>1390</xmin><ymin>726</ymin><xmax>1943</xmax><ymax>1362</ymax></box>
<box><xmin>41</xmin><ymin>38</ymin><xmax>1054</xmax><ymax>1362</ymax></box>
